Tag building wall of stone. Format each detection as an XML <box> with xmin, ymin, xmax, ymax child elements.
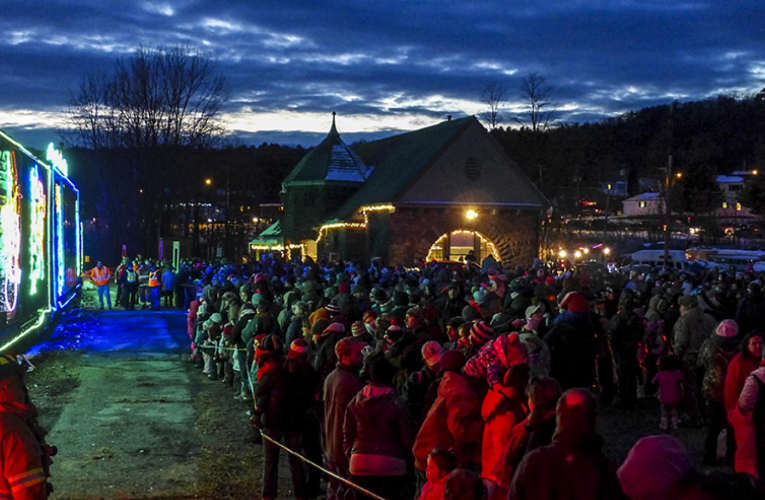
<box><xmin>386</xmin><ymin>207</ymin><xmax>541</xmax><ymax>267</ymax></box>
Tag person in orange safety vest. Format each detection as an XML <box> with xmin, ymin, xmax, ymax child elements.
<box><xmin>90</xmin><ymin>261</ymin><xmax>112</xmax><ymax>310</ymax></box>
<box><xmin>148</xmin><ymin>266</ymin><xmax>162</xmax><ymax>310</ymax></box>
<box><xmin>0</xmin><ymin>354</ymin><xmax>56</xmax><ymax>499</ymax></box>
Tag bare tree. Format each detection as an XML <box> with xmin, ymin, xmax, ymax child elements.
<box><xmin>479</xmin><ymin>80</ymin><xmax>507</xmax><ymax>130</ymax></box>
<box><xmin>513</xmin><ymin>72</ymin><xmax>557</xmax><ymax>133</ymax></box>
<box><xmin>65</xmin><ymin>45</ymin><xmax>227</xmax><ymax>150</ymax></box>
<box><xmin>513</xmin><ymin>72</ymin><xmax>558</xmax><ymax>191</ymax></box>
<box><xmin>64</xmin><ymin>45</ymin><xmax>228</xmax><ymax>254</ymax></box>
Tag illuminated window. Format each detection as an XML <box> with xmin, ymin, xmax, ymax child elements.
<box><xmin>736</xmin><ymin>203</ymin><xmax>742</xmax><ymax>211</ymax></box>
<box><xmin>29</xmin><ymin>166</ymin><xmax>46</xmax><ymax>295</ymax></box>
<box><xmin>722</xmin><ymin>202</ymin><xmax>729</xmax><ymax>209</ymax></box>
<box><xmin>639</xmin><ymin>201</ymin><xmax>646</xmax><ymax>208</ymax></box>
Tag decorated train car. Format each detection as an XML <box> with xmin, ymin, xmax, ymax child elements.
<box><xmin>0</xmin><ymin>130</ymin><xmax>81</xmax><ymax>351</ymax></box>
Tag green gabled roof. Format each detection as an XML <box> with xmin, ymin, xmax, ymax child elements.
<box><xmin>330</xmin><ymin>116</ymin><xmax>474</xmax><ymax>219</ymax></box>
<box><xmin>283</xmin><ymin>114</ymin><xmax>370</xmax><ymax>184</ymax></box>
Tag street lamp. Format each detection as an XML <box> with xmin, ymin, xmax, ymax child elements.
<box><xmin>675</xmin><ymin>172</ymin><xmax>683</xmax><ymax>179</ymax></box>
<box><xmin>205</xmin><ymin>178</ymin><xmax>212</xmax><ymax>186</ymax></box>
<box><xmin>466</xmin><ymin>209</ymin><xmax>478</xmax><ymax>220</ymax></box>
<box><xmin>604</xmin><ymin>247</ymin><xmax>611</xmax><ymax>255</ymax></box>
<box><xmin>252</xmin><ymin>217</ymin><xmax>259</xmax><ymax>223</ymax></box>
<box><xmin>583</xmin><ymin>248</ymin><xmax>590</xmax><ymax>255</ymax></box>
<box><xmin>559</xmin><ymin>250</ymin><xmax>567</xmax><ymax>259</ymax></box>
<box><xmin>574</xmin><ymin>250</ymin><xmax>582</xmax><ymax>259</ymax></box>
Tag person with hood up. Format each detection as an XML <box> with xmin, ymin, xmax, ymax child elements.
<box><xmin>323</xmin><ymin>337</ymin><xmax>366</xmax><ymax>500</ymax></box>
<box><xmin>252</xmin><ymin>335</ymin><xmax>314</xmax><ymax>500</ymax></box>
<box><xmin>490</xmin><ymin>376</ymin><xmax>562</xmax><ymax>497</ymax></box>
<box><xmin>673</xmin><ymin>295</ymin><xmax>717</xmax><ymax>427</ymax></box>
<box><xmin>464</xmin><ymin>332</ymin><xmax>529</xmax><ymax>395</ymax></box>
<box><xmin>343</xmin><ymin>357</ymin><xmax>416</xmax><ymax>499</ymax></box>
<box><xmin>413</xmin><ymin>350</ymin><xmax>484</xmax><ymax>485</ymax></box>
<box><xmin>697</xmin><ymin>319</ymin><xmax>739</xmax><ymax>465</ymax></box>
<box><xmin>543</xmin><ymin>292</ymin><xmax>599</xmax><ymax>391</ymax></box>
<box><xmin>480</xmin><ymin>363</ymin><xmax>530</xmax><ymax>482</ymax></box>
<box><xmin>508</xmin><ymin>388</ymin><xmax>625</xmax><ymax>500</ymax></box>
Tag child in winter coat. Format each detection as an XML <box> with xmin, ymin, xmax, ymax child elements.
<box><xmin>418</xmin><ymin>449</ymin><xmax>457</xmax><ymax>500</ymax></box>
<box><xmin>652</xmin><ymin>355</ymin><xmax>684</xmax><ymax>430</ymax></box>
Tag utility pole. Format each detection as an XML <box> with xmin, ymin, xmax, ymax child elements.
<box><xmin>663</xmin><ymin>155</ymin><xmax>673</xmax><ymax>267</ymax></box>
<box><xmin>225</xmin><ymin>164</ymin><xmax>231</xmax><ymax>259</ymax></box>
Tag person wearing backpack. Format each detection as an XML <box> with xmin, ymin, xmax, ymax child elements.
<box><xmin>697</xmin><ymin>320</ymin><xmax>739</xmax><ymax>465</ymax></box>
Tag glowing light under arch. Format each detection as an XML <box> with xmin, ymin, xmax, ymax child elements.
<box><xmin>426</xmin><ymin>229</ymin><xmax>500</xmax><ymax>263</ymax></box>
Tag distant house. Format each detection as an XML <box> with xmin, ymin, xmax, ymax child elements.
<box><xmin>621</xmin><ymin>174</ymin><xmax>756</xmax><ymax>221</ymax></box>
<box><xmin>622</xmin><ymin>192</ymin><xmax>665</xmax><ymax>217</ymax></box>
<box><xmin>252</xmin><ymin>114</ymin><xmax>549</xmax><ymax>266</ymax></box>
<box><xmin>716</xmin><ymin>175</ymin><xmax>754</xmax><ymax>220</ymax></box>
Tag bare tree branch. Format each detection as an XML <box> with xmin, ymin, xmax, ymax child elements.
<box><xmin>479</xmin><ymin>80</ymin><xmax>507</xmax><ymax>130</ymax></box>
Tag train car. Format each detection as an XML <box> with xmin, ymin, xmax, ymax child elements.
<box><xmin>0</xmin><ymin>130</ymin><xmax>81</xmax><ymax>351</ymax></box>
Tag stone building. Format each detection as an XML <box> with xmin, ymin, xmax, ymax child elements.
<box><xmin>254</xmin><ymin>114</ymin><xmax>548</xmax><ymax>267</ymax></box>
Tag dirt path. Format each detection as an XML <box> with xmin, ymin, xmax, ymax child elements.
<box><xmin>26</xmin><ymin>310</ymin><xmax>292</xmax><ymax>500</ymax></box>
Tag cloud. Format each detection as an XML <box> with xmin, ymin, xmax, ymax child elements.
<box><xmin>1</xmin><ymin>0</ymin><xmax>765</xmax><ymax>148</ymax></box>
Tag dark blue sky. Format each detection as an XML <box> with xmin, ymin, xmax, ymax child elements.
<box><xmin>2</xmin><ymin>0</ymin><xmax>765</xmax><ymax>148</ymax></box>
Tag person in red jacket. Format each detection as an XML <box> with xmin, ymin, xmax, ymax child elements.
<box><xmin>413</xmin><ymin>350</ymin><xmax>483</xmax><ymax>493</ymax></box>
<box><xmin>0</xmin><ymin>354</ymin><xmax>55</xmax><ymax>499</ymax></box>
<box><xmin>725</xmin><ymin>333</ymin><xmax>764</xmax><ymax>416</ymax></box>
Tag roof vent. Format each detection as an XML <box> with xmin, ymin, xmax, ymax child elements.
<box><xmin>447</xmin><ymin>115</ymin><xmax>452</xmax><ymax>121</ymax></box>
<box><xmin>465</xmin><ymin>157</ymin><xmax>481</xmax><ymax>181</ymax></box>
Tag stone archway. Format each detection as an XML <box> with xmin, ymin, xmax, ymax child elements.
<box><xmin>426</xmin><ymin>229</ymin><xmax>500</xmax><ymax>263</ymax></box>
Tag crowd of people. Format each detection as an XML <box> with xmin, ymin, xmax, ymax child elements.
<box><xmin>171</xmin><ymin>251</ymin><xmax>765</xmax><ymax>500</ymax></box>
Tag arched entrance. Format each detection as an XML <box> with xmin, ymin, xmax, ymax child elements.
<box><xmin>426</xmin><ymin>229</ymin><xmax>500</xmax><ymax>263</ymax></box>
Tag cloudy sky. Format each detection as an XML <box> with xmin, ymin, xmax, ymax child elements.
<box><xmin>2</xmin><ymin>0</ymin><xmax>765</xmax><ymax>148</ymax></box>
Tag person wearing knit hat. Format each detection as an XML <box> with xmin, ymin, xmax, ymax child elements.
<box><xmin>384</xmin><ymin>324</ymin><xmax>404</xmax><ymax>345</ymax></box>
<box><xmin>325</xmin><ymin>302</ymin><xmax>341</xmax><ymax>316</ymax></box>
<box><xmin>469</xmin><ymin>321</ymin><xmax>494</xmax><ymax>346</ymax></box>
<box><xmin>697</xmin><ymin>319</ymin><xmax>740</xmax><ymax>465</ymax></box>
<box><xmin>351</xmin><ymin>321</ymin><xmax>366</xmax><ymax>337</ymax></box>
<box><xmin>714</xmin><ymin>319</ymin><xmax>738</xmax><ymax>339</ymax></box>
<box><xmin>334</xmin><ymin>337</ymin><xmax>366</xmax><ymax>363</ymax></box>
<box><xmin>309</xmin><ymin>307</ymin><xmax>329</xmax><ymax>326</ymax></box>
<box><xmin>288</xmin><ymin>338</ymin><xmax>310</xmax><ymax>360</ymax></box>
<box><xmin>558</xmin><ymin>291</ymin><xmax>590</xmax><ymax>314</ymax></box>
<box><xmin>464</xmin><ymin>331</ymin><xmax>529</xmax><ymax>393</ymax></box>
<box><xmin>210</xmin><ymin>312</ymin><xmax>223</xmax><ymax>324</ymax></box>
<box><xmin>309</xmin><ymin>318</ymin><xmax>331</xmax><ymax>340</ymax></box>
<box><xmin>438</xmin><ymin>349</ymin><xmax>466</xmax><ymax>373</ymax></box>
<box><xmin>617</xmin><ymin>435</ymin><xmax>692</xmax><ymax>500</ymax></box>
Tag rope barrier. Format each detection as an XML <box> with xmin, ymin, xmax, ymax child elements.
<box><xmin>246</xmin><ymin>369</ymin><xmax>388</xmax><ymax>500</ymax></box>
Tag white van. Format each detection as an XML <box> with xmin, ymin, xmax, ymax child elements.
<box><xmin>627</xmin><ymin>250</ymin><xmax>692</xmax><ymax>272</ymax></box>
